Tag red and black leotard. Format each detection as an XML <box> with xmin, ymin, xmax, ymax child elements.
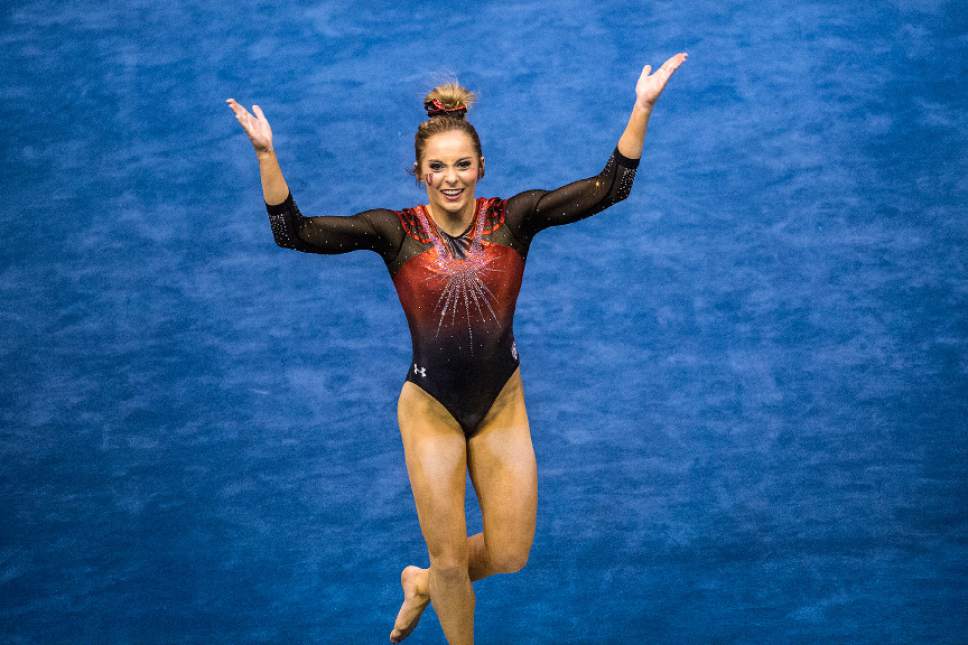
<box><xmin>266</xmin><ymin>146</ymin><xmax>639</xmax><ymax>437</ymax></box>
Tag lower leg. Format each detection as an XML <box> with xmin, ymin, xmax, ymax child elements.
<box><xmin>428</xmin><ymin>562</ymin><xmax>475</xmax><ymax>644</ymax></box>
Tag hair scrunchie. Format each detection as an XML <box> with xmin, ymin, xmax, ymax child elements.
<box><xmin>424</xmin><ymin>97</ymin><xmax>467</xmax><ymax>118</ymax></box>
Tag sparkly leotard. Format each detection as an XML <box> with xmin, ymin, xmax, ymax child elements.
<box><xmin>266</xmin><ymin>146</ymin><xmax>639</xmax><ymax>437</ymax></box>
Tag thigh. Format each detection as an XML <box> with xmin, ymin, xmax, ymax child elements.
<box><xmin>467</xmin><ymin>368</ymin><xmax>538</xmax><ymax>564</ymax></box>
<box><xmin>397</xmin><ymin>381</ymin><xmax>469</xmax><ymax>564</ymax></box>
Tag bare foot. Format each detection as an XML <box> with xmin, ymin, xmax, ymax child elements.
<box><xmin>389</xmin><ymin>565</ymin><xmax>430</xmax><ymax>643</ymax></box>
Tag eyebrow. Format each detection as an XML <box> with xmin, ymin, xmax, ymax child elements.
<box><xmin>427</xmin><ymin>157</ymin><xmax>473</xmax><ymax>163</ymax></box>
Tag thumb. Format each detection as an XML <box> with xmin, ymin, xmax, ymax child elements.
<box><xmin>253</xmin><ymin>104</ymin><xmax>266</xmax><ymax>119</ymax></box>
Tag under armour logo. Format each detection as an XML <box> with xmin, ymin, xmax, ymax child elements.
<box><xmin>413</xmin><ymin>363</ymin><xmax>427</xmax><ymax>378</ymax></box>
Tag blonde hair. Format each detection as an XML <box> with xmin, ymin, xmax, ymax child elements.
<box><xmin>410</xmin><ymin>79</ymin><xmax>483</xmax><ymax>185</ymax></box>
<box><xmin>424</xmin><ymin>80</ymin><xmax>477</xmax><ymax>115</ymax></box>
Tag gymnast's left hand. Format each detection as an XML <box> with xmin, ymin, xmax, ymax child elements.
<box><xmin>635</xmin><ymin>52</ymin><xmax>688</xmax><ymax>109</ymax></box>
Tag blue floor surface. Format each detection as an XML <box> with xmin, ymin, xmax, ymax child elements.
<box><xmin>2</xmin><ymin>1</ymin><xmax>965</xmax><ymax>643</ymax></box>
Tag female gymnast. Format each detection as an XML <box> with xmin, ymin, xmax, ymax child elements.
<box><xmin>226</xmin><ymin>52</ymin><xmax>686</xmax><ymax>644</ymax></box>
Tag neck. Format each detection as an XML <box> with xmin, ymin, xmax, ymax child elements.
<box><xmin>427</xmin><ymin>198</ymin><xmax>476</xmax><ymax>235</ymax></box>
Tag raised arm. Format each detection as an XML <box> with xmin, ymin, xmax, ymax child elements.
<box><xmin>225</xmin><ymin>98</ymin><xmax>404</xmax><ymax>261</ymax></box>
<box><xmin>504</xmin><ymin>53</ymin><xmax>687</xmax><ymax>244</ymax></box>
<box><xmin>504</xmin><ymin>147</ymin><xmax>640</xmax><ymax>242</ymax></box>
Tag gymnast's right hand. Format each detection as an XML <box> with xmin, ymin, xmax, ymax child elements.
<box><xmin>225</xmin><ymin>98</ymin><xmax>274</xmax><ymax>155</ymax></box>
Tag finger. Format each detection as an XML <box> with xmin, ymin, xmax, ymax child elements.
<box><xmin>234</xmin><ymin>103</ymin><xmax>255</xmax><ymax>121</ymax></box>
<box><xmin>226</xmin><ymin>100</ymin><xmax>250</xmax><ymax>120</ymax></box>
<box><xmin>226</xmin><ymin>98</ymin><xmax>248</xmax><ymax>114</ymax></box>
<box><xmin>253</xmin><ymin>104</ymin><xmax>267</xmax><ymax>121</ymax></box>
<box><xmin>666</xmin><ymin>52</ymin><xmax>687</xmax><ymax>72</ymax></box>
<box><xmin>229</xmin><ymin>107</ymin><xmax>254</xmax><ymax>131</ymax></box>
<box><xmin>228</xmin><ymin>106</ymin><xmax>248</xmax><ymax>124</ymax></box>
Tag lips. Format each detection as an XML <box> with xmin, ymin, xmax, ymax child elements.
<box><xmin>441</xmin><ymin>188</ymin><xmax>464</xmax><ymax>201</ymax></box>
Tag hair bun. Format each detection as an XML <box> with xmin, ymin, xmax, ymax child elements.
<box><xmin>424</xmin><ymin>97</ymin><xmax>468</xmax><ymax>119</ymax></box>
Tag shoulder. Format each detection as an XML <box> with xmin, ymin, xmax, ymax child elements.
<box><xmin>392</xmin><ymin>204</ymin><xmax>434</xmax><ymax>244</ymax></box>
<box><xmin>479</xmin><ymin>196</ymin><xmax>508</xmax><ymax>234</ymax></box>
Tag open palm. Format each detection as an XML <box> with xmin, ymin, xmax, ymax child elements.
<box><xmin>225</xmin><ymin>98</ymin><xmax>274</xmax><ymax>154</ymax></box>
<box><xmin>635</xmin><ymin>52</ymin><xmax>688</xmax><ymax>108</ymax></box>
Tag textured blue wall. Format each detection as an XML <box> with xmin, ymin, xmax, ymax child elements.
<box><xmin>2</xmin><ymin>1</ymin><xmax>965</xmax><ymax>642</ymax></box>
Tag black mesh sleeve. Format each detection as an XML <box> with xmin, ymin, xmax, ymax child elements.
<box><xmin>504</xmin><ymin>146</ymin><xmax>640</xmax><ymax>245</ymax></box>
<box><xmin>265</xmin><ymin>191</ymin><xmax>405</xmax><ymax>264</ymax></box>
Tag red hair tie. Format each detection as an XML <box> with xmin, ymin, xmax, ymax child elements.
<box><xmin>424</xmin><ymin>97</ymin><xmax>467</xmax><ymax>118</ymax></box>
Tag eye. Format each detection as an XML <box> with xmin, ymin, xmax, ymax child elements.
<box><xmin>459</xmin><ymin>161</ymin><xmax>471</xmax><ymax>169</ymax></box>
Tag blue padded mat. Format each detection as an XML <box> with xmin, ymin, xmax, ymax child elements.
<box><xmin>2</xmin><ymin>1</ymin><xmax>965</xmax><ymax>642</ymax></box>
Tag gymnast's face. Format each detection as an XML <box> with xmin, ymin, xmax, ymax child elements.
<box><xmin>419</xmin><ymin>130</ymin><xmax>484</xmax><ymax>219</ymax></box>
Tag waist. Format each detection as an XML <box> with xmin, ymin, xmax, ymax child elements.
<box><xmin>409</xmin><ymin>325</ymin><xmax>517</xmax><ymax>365</ymax></box>
<box><xmin>407</xmin><ymin>333</ymin><xmax>520</xmax><ymax>382</ymax></box>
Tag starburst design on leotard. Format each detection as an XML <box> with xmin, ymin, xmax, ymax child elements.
<box><xmin>418</xmin><ymin>202</ymin><xmax>503</xmax><ymax>355</ymax></box>
<box><xmin>426</xmin><ymin>252</ymin><xmax>501</xmax><ymax>345</ymax></box>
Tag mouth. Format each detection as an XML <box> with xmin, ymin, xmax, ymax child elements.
<box><xmin>440</xmin><ymin>188</ymin><xmax>464</xmax><ymax>201</ymax></box>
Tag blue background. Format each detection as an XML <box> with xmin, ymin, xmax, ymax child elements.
<box><xmin>2</xmin><ymin>1</ymin><xmax>965</xmax><ymax>642</ymax></box>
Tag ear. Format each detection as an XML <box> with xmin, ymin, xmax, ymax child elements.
<box><xmin>478</xmin><ymin>156</ymin><xmax>485</xmax><ymax>179</ymax></box>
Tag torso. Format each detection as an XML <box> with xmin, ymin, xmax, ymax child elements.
<box><xmin>388</xmin><ymin>197</ymin><xmax>526</xmax><ymax>437</ymax></box>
